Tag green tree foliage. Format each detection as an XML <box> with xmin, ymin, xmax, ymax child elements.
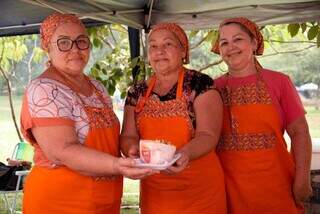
<box><xmin>261</xmin><ymin>23</ymin><xmax>319</xmax><ymax>89</ymax></box>
<box><xmin>286</xmin><ymin>22</ymin><xmax>320</xmax><ymax>89</ymax></box>
<box><xmin>188</xmin><ymin>29</ymin><xmax>224</xmax><ymax>78</ymax></box>
<box><xmin>0</xmin><ymin>35</ymin><xmax>46</xmax><ymax>140</ymax></box>
<box><xmin>88</xmin><ymin>25</ymin><xmax>151</xmax><ymax>98</ymax></box>
<box><xmin>287</xmin><ymin>22</ymin><xmax>320</xmax><ymax>47</ymax></box>
<box><xmin>0</xmin><ymin>35</ymin><xmax>46</xmax><ymax>94</ymax></box>
<box><xmin>0</xmin><ymin>37</ymin><xmax>28</xmax><ymax>71</ymax></box>
<box><xmin>0</xmin><ymin>36</ymin><xmax>29</xmax><ymax>141</ymax></box>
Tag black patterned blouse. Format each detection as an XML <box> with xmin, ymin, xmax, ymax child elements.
<box><xmin>125</xmin><ymin>69</ymin><xmax>215</xmax><ymax>129</ymax></box>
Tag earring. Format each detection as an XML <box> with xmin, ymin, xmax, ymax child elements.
<box><xmin>46</xmin><ymin>60</ymin><xmax>52</xmax><ymax>68</ymax></box>
<box><xmin>182</xmin><ymin>58</ymin><xmax>187</xmax><ymax>64</ymax></box>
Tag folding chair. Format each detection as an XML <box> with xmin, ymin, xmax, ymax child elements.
<box><xmin>0</xmin><ymin>141</ymin><xmax>33</xmax><ymax>214</ymax></box>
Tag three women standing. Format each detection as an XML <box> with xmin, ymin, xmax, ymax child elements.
<box><xmin>20</xmin><ymin>11</ymin><xmax>312</xmax><ymax>214</ymax></box>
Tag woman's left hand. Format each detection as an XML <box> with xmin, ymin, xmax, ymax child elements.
<box><xmin>162</xmin><ymin>151</ymin><xmax>189</xmax><ymax>175</ymax></box>
<box><xmin>293</xmin><ymin>176</ymin><xmax>313</xmax><ymax>205</ymax></box>
<box><xmin>115</xmin><ymin>157</ymin><xmax>158</xmax><ymax>179</ymax></box>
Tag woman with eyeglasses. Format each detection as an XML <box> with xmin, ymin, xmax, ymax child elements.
<box><xmin>20</xmin><ymin>12</ymin><xmax>156</xmax><ymax>214</ymax></box>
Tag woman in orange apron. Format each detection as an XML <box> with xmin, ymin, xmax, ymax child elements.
<box><xmin>20</xmin><ymin>12</ymin><xmax>154</xmax><ymax>214</ymax></box>
<box><xmin>212</xmin><ymin>17</ymin><xmax>312</xmax><ymax>213</ymax></box>
<box><xmin>121</xmin><ymin>23</ymin><xmax>226</xmax><ymax>214</ymax></box>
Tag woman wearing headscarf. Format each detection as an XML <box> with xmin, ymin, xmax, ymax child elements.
<box><xmin>120</xmin><ymin>23</ymin><xmax>226</xmax><ymax>214</ymax></box>
<box><xmin>212</xmin><ymin>17</ymin><xmax>312</xmax><ymax>213</ymax></box>
<box><xmin>20</xmin><ymin>12</ymin><xmax>155</xmax><ymax>214</ymax></box>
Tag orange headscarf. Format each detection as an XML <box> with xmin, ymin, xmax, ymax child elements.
<box><xmin>40</xmin><ymin>12</ymin><xmax>86</xmax><ymax>51</ymax></box>
<box><xmin>149</xmin><ymin>23</ymin><xmax>189</xmax><ymax>64</ymax></box>
<box><xmin>211</xmin><ymin>17</ymin><xmax>264</xmax><ymax>56</ymax></box>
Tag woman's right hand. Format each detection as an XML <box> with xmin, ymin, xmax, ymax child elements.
<box><xmin>127</xmin><ymin>144</ymin><xmax>139</xmax><ymax>158</ymax></box>
<box><xmin>121</xmin><ymin>142</ymin><xmax>140</xmax><ymax>159</ymax></box>
<box><xmin>113</xmin><ymin>157</ymin><xmax>157</xmax><ymax>179</ymax></box>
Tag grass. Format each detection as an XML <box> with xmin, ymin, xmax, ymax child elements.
<box><xmin>0</xmin><ymin>96</ymin><xmax>23</xmax><ymax>163</ymax></box>
<box><xmin>305</xmin><ymin>106</ymin><xmax>320</xmax><ymax>138</ymax></box>
<box><xmin>123</xmin><ymin>179</ymin><xmax>140</xmax><ymax>205</ymax></box>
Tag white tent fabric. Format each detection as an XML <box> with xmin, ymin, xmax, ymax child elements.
<box><xmin>1</xmin><ymin>0</ymin><xmax>320</xmax><ymax>36</ymax></box>
<box><xmin>152</xmin><ymin>0</ymin><xmax>320</xmax><ymax>29</ymax></box>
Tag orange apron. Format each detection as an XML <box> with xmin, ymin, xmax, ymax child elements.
<box><xmin>217</xmin><ymin>76</ymin><xmax>302</xmax><ymax>214</ymax></box>
<box><xmin>136</xmin><ymin>70</ymin><xmax>226</xmax><ymax>214</ymax></box>
<box><xmin>23</xmin><ymin>84</ymin><xmax>123</xmax><ymax>214</ymax></box>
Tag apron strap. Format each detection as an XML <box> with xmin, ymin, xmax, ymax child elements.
<box><xmin>176</xmin><ymin>68</ymin><xmax>185</xmax><ymax>98</ymax></box>
<box><xmin>135</xmin><ymin>68</ymin><xmax>185</xmax><ymax>113</ymax></box>
<box><xmin>85</xmin><ymin>76</ymin><xmax>110</xmax><ymax>107</ymax></box>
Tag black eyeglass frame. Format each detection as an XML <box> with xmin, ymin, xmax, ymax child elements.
<box><xmin>55</xmin><ymin>35</ymin><xmax>91</xmax><ymax>52</ymax></box>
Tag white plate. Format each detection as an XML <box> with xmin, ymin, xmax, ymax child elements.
<box><xmin>134</xmin><ymin>153</ymin><xmax>182</xmax><ymax>170</ymax></box>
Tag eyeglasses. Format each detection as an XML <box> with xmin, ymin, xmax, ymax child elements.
<box><xmin>55</xmin><ymin>36</ymin><xmax>91</xmax><ymax>52</ymax></box>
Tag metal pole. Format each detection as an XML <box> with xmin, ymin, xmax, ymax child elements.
<box><xmin>128</xmin><ymin>27</ymin><xmax>140</xmax><ymax>81</ymax></box>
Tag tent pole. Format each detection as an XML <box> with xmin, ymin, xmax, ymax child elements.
<box><xmin>128</xmin><ymin>27</ymin><xmax>140</xmax><ymax>81</ymax></box>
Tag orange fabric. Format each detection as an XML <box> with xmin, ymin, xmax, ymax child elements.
<box><xmin>211</xmin><ymin>17</ymin><xmax>264</xmax><ymax>55</ymax></box>
<box><xmin>136</xmin><ymin>70</ymin><xmax>226</xmax><ymax>214</ymax></box>
<box><xmin>32</xmin><ymin>117</ymin><xmax>74</xmax><ymax>127</ymax></box>
<box><xmin>149</xmin><ymin>23</ymin><xmax>189</xmax><ymax>64</ymax></box>
<box><xmin>40</xmin><ymin>12</ymin><xmax>85</xmax><ymax>50</ymax></box>
<box><xmin>22</xmin><ymin>85</ymin><xmax>123</xmax><ymax>214</ymax></box>
<box><xmin>217</xmin><ymin>78</ymin><xmax>303</xmax><ymax>213</ymax></box>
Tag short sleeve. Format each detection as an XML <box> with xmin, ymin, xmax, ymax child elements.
<box><xmin>280</xmin><ymin>75</ymin><xmax>305</xmax><ymax>126</ymax></box>
<box><xmin>125</xmin><ymin>81</ymin><xmax>147</xmax><ymax>107</ymax></box>
<box><xmin>20</xmin><ymin>79</ymin><xmax>75</xmax><ymax>144</ymax></box>
<box><xmin>187</xmin><ymin>70</ymin><xmax>214</xmax><ymax>98</ymax></box>
<box><xmin>213</xmin><ymin>74</ymin><xmax>228</xmax><ymax>92</ymax></box>
<box><xmin>27</xmin><ymin>79</ymin><xmax>75</xmax><ymax>121</ymax></box>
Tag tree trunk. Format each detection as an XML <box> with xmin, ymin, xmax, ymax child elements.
<box><xmin>0</xmin><ymin>67</ymin><xmax>23</xmax><ymax>142</ymax></box>
<box><xmin>27</xmin><ymin>38</ymin><xmax>37</xmax><ymax>84</ymax></box>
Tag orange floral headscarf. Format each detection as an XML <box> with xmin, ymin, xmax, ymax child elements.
<box><xmin>40</xmin><ymin>12</ymin><xmax>86</xmax><ymax>51</ymax></box>
<box><xmin>211</xmin><ymin>17</ymin><xmax>264</xmax><ymax>55</ymax></box>
<box><xmin>149</xmin><ymin>23</ymin><xmax>189</xmax><ymax>64</ymax></box>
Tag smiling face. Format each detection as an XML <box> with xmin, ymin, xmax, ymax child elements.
<box><xmin>218</xmin><ymin>23</ymin><xmax>257</xmax><ymax>73</ymax></box>
<box><xmin>48</xmin><ymin>22</ymin><xmax>90</xmax><ymax>76</ymax></box>
<box><xmin>148</xmin><ymin>29</ymin><xmax>185</xmax><ymax>75</ymax></box>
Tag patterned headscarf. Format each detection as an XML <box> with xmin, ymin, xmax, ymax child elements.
<box><xmin>149</xmin><ymin>23</ymin><xmax>189</xmax><ymax>64</ymax></box>
<box><xmin>211</xmin><ymin>17</ymin><xmax>264</xmax><ymax>55</ymax></box>
<box><xmin>40</xmin><ymin>12</ymin><xmax>86</xmax><ymax>51</ymax></box>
